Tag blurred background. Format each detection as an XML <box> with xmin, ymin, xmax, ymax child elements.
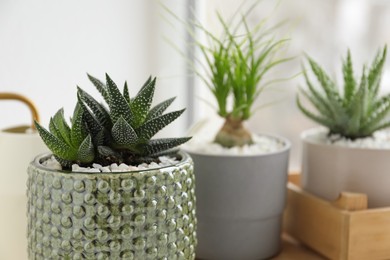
<box><xmin>1</xmin><ymin>0</ymin><xmax>390</xmax><ymax>170</ymax></box>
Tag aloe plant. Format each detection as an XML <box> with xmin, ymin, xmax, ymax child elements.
<box><xmin>164</xmin><ymin>2</ymin><xmax>291</xmax><ymax>148</ymax></box>
<box><xmin>35</xmin><ymin>74</ymin><xmax>190</xmax><ymax>169</ymax></box>
<box><xmin>297</xmin><ymin>46</ymin><xmax>390</xmax><ymax>140</ymax></box>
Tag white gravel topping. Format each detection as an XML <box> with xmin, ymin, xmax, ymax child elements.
<box><xmin>306</xmin><ymin>128</ymin><xmax>390</xmax><ymax>149</ymax></box>
<box><xmin>184</xmin><ymin>134</ymin><xmax>286</xmax><ymax>155</ymax></box>
<box><xmin>42</xmin><ymin>155</ymin><xmax>179</xmax><ymax>172</ymax></box>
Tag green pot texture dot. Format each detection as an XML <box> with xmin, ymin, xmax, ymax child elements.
<box><xmin>27</xmin><ymin>152</ymin><xmax>197</xmax><ymax>260</ymax></box>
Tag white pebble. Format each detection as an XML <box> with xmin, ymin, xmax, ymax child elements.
<box><xmin>93</xmin><ymin>163</ymin><xmax>102</xmax><ymax>169</ymax></box>
<box><xmin>101</xmin><ymin>167</ymin><xmax>111</xmax><ymax>172</ymax></box>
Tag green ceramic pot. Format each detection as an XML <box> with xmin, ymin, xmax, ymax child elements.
<box><xmin>27</xmin><ymin>151</ymin><xmax>196</xmax><ymax>260</ymax></box>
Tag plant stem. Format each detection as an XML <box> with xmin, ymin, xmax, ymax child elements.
<box><xmin>214</xmin><ymin>115</ymin><xmax>253</xmax><ymax>148</ymax></box>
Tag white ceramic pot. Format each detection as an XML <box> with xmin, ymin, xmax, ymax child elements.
<box><xmin>186</xmin><ymin>134</ymin><xmax>290</xmax><ymax>260</ymax></box>
<box><xmin>301</xmin><ymin>128</ymin><xmax>390</xmax><ymax>208</ymax></box>
<box><xmin>0</xmin><ymin>126</ymin><xmax>47</xmax><ymax>260</ymax></box>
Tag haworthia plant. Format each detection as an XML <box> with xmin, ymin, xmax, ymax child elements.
<box><xmin>35</xmin><ymin>74</ymin><xmax>191</xmax><ymax>169</ymax></box>
<box><xmin>297</xmin><ymin>46</ymin><xmax>390</xmax><ymax>140</ymax></box>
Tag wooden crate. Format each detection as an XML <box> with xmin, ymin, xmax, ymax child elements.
<box><xmin>284</xmin><ymin>174</ymin><xmax>390</xmax><ymax>260</ymax></box>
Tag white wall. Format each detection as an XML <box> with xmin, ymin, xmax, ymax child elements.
<box><xmin>0</xmin><ymin>0</ymin><xmax>189</xmax><ymax>137</ymax></box>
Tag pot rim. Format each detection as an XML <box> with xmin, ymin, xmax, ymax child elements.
<box><xmin>31</xmin><ymin>150</ymin><xmax>191</xmax><ymax>175</ymax></box>
<box><xmin>301</xmin><ymin>127</ymin><xmax>390</xmax><ymax>152</ymax></box>
<box><xmin>183</xmin><ymin>133</ymin><xmax>291</xmax><ymax>158</ymax></box>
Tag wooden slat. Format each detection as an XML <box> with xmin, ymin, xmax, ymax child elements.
<box><xmin>284</xmin><ymin>182</ymin><xmax>348</xmax><ymax>259</ymax></box>
<box><xmin>348</xmin><ymin>209</ymin><xmax>390</xmax><ymax>259</ymax></box>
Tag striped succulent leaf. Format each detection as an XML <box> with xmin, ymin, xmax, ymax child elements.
<box><xmin>298</xmin><ymin>46</ymin><xmax>389</xmax><ymax>139</ymax></box>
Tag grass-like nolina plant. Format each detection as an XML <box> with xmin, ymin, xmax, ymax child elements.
<box><xmin>35</xmin><ymin>74</ymin><xmax>191</xmax><ymax>169</ymax></box>
<box><xmin>297</xmin><ymin>46</ymin><xmax>390</xmax><ymax>140</ymax></box>
<box><xmin>164</xmin><ymin>1</ymin><xmax>291</xmax><ymax>148</ymax></box>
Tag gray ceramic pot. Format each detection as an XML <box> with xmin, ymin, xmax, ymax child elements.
<box><xmin>187</xmin><ymin>135</ymin><xmax>290</xmax><ymax>260</ymax></box>
<box><xmin>27</xmin><ymin>152</ymin><xmax>197</xmax><ymax>260</ymax></box>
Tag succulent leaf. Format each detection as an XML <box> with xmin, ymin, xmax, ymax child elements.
<box><xmin>146</xmin><ymin>97</ymin><xmax>176</xmax><ymax>121</ymax></box>
<box><xmin>131</xmin><ymin>77</ymin><xmax>156</xmax><ymax>127</ymax></box>
<box><xmin>35</xmin><ymin>121</ymin><xmax>77</xmax><ymax>160</ymax></box>
<box><xmin>136</xmin><ymin>109</ymin><xmax>185</xmax><ymax>141</ymax></box>
<box><xmin>87</xmin><ymin>73</ymin><xmax>110</xmax><ymax>105</ymax></box>
<box><xmin>111</xmin><ymin>116</ymin><xmax>138</xmax><ymax>148</ymax></box>
<box><xmin>77</xmin><ymin>87</ymin><xmax>112</xmax><ymax>129</ymax></box>
<box><xmin>123</xmin><ymin>81</ymin><xmax>130</xmax><ymax>104</ymax></box>
<box><xmin>137</xmin><ymin>137</ymin><xmax>191</xmax><ymax>156</ymax></box>
<box><xmin>105</xmin><ymin>73</ymin><xmax>134</xmax><ymax>125</ymax></box>
<box><xmin>77</xmin><ymin>135</ymin><xmax>95</xmax><ymax>164</ymax></box>
<box><xmin>70</xmin><ymin>103</ymin><xmax>87</xmax><ymax>148</ymax></box>
<box><xmin>52</xmin><ymin>108</ymin><xmax>72</xmax><ymax>145</ymax></box>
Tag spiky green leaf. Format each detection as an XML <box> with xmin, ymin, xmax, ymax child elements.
<box><xmin>111</xmin><ymin>116</ymin><xmax>138</xmax><ymax>147</ymax></box>
<box><xmin>35</xmin><ymin>121</ymin><xmax>77</xmax><ymax>160</ymax></box>
<box><xmin>343</xmin><ymin>50</ymin><xmax>356</xmax><ymax>105</ymax></box>
<box><xmin>146</xmin><ymin>97</ymin><xmax>176</xmax><ymax>121</ymax></box>
<box><xmin>77</xmin><ymin>135</ymin><xmax>95</xmax><ymax>164</ymax></box>
<box><xmin>136</xmin><ymin>109</ymin><xmax>185</xmax><ymax>141</ymax></box>
<box><xmin>70</xmin><ymin>103</ymin><xmax>87</xmax><ymax>147</ymax></box>
<box><xmin>131</xmin><ymin>77</ymin><xmax>156</xmax><ymax>127</ymax></box>
<box><xmin>52</xmin><ymin>108</ymin><xmax>72</xmax><ymax>145</ymax></box>
<box><xmin>105</xmin><ymin>73</ymin><xmax>133</xmax><ymax>124</ymax></box>
<box><xmin>123</xmin><ymin>81</ymin><xmax>130</xmax><ymax>104</ymax></box>
<box><xmin>87</xmin><ymin>73</ymin><xmax>110</xmax><ymax>105</ymax></box>
<box><xmin>77</xmin><ymin>87</ymin><xmax>112</xmax><ymax>129</ymax></box>
<box><xmin>137</xmin><ymin>137</ymin><xmax>191</xmax><ymax>156</ymax></box>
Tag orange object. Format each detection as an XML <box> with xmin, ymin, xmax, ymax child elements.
<box><xmin>0</xmin><ymin>92</ymin><xmax>40</xmax><ymax>129</ymax></box>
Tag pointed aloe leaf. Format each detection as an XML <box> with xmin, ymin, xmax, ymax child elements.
<box><xmin>77</xmin><ymin>135</ymin><xmax>95</xmax><ymax>164</ymax></box>
<box><xmin>137</xmin><ymin>137</ymin><xmax>191</xmax><ymax>156</ymax></box>
<box><xmin>300</xmin><ymin>89</ymin><xmax>333</xmax><ymax>120</ymax></box>
<box><xmin>111</xmin><ymin>116</ymin><xmax>138</xmax><ymax>147</ymax></box>
<box><xmin>307</xmin><ymin>56</ymin><xmax>347</xmax><ymax>124</ymax></box>
<box><xmin>363</xmin><ymin>95</ymin><xmax>390</xmax><ymax>131</ymax></box>
<box><xmin>368</xmin><ymin>46</ymin><xmax>386</xmax><ymax>97</ymax></box>
<box><xmin>302</xmin><ymin>69</ymin><xmax>334</xmax><ymax>118</ymax></box>
<box><xmin>49</xmin><ymin>118</ymin><xmax>66</xmax><ymax>144</ymax></box>
<box><xmin>105</xmin><ymin>73</ymin><xmax>133</xmax><ymax>124</ymax></box>
<box><xmin>136</xmin><ymin>109</ymin><xmax>185</xmax><ymax>141</ymax></box>
<box><xmin>296</xmin><ymin>97</ymin><xmax>335</xmax><ymax>129</ymax></box>
<box><xmin>81</xmin><ymin>107</ymin><xmax>103</xmax><ymax>138</ymax></box>
<box><xmin>131</xmin><ymin>77</ymin><xmax>156</xmax><ymax>127</ymax></box>
<box><xmin>347</xmin><ymin>75</ymin><xmax>366</xmax><ymax>136</ymax></box>
<box><xmin>87</xmin><ymin>73</ymin><xmax>110</xmax><ymax>105</ymax></box>
<box><xmin>146</xmin><ymin>97</ymin><xmax>176</xmax><ymax>121</ymax></box>
<box><xmin>35</xmin><ymin>121</ymin><xmax>77</xmax><ymax>161</ymax></box>
<box><xmin>52</xmin><ymin>108</ymin><xmax>72</xmax><ymax>145</ymax></box>
<box><xmin>70</xmin><ymin>103</ymin><xmax>87</xmax><ymax>147</ymax></box>
<box><xmin>342</xmin><ymin>50</ymin><xmax>356</xmax><ymax>105</ymax></box>
<box><xmin>123</xmin><ymin>81</ymin><xmax>130</xmax><ymax>104</ymax></box>
<box><xmin>307</xmin><ymin>57</ymin><xmax>337</xmax><ymax>91</ymax></box>
<box><xmin>139</xmin><ymin>76</ymin><xmax>152</xmax><ymax>93</ymax></box>
<box><xmin>149</xmin><ymin>148</ymin><xmax>180</xmax><ymax>158</ymax></box>
<box><xmin>77</xmin><ymin>87</ymin><xmax>112</xmax><ymax>129</ymax></box>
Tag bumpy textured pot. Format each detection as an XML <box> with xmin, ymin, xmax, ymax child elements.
<box><xmin>301</xmin><ymin>128</ymin><xmax>390</xmax><ymax>208</ymax></box>
<box><xmin>27</xmin><ymin>152</ymin><xmax>197</xmax><ymax>260</ymax></box>
<box><xmin>187</xmin><ymin>135</ymin><xmax>290</xmax><ymax>260</ymax></box>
